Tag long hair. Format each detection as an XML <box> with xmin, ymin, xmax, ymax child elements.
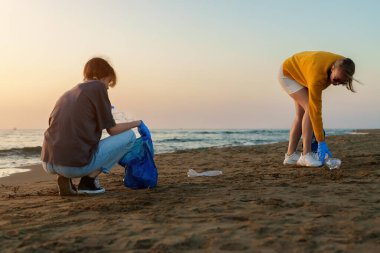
<box><xmin>334</xmin><ymin>58</ymin><xmax>357</xmax><ymax>92</ymax></box>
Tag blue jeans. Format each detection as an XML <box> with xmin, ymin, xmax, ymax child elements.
<box><xmin>42</xmin><ymin>130</ymin><xmax>136</xmax><ymax>178</ymax></box>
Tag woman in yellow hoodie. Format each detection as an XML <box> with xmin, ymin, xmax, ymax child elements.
<box><xmin>278</xmin><ymin>51</ymin><xmax>356</xmax><ymax>167</ymax></box>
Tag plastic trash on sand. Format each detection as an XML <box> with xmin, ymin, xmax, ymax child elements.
<box><xmin>187</xmin><ymin>169</ymin><xmax>223</xmax><ymax>177</ymax></box>
<box><xmin>325</xmin><ymin>157</ymin><xmax>342</xmax><ymax>170</ymax></box>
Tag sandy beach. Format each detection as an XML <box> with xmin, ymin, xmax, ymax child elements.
<box><xmin>1</xmin><ymin>130</ymin><xmax>380</xmax><ymax>253</ymax></box>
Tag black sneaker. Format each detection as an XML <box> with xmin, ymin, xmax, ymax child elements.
<box><xmin>57</xmin><ymin>175</ymin><xmax>77</xmax><ymax>196</ymax></box>
<box><xmin>78</xmin><ymin>176</ymin><xmax>106</xmax><ymax>194</ymax></box>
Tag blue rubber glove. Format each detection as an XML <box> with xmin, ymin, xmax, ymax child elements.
<box><xmin>138</xmin><ymin>121</ymin><xmax>151</xmax><ymax>139</ymax></box>
<box><xmin>317</xmin><ymin>141</ymin><xmax>332</xmax><ymax>163</ymax></box>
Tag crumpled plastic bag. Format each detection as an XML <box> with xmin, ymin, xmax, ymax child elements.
<box><xmin>187</xmin><ymin>169</ymin><xmax>223</xmax><ymax>177</ymax></box>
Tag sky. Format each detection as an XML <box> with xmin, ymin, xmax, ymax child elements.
<box><xmin>0</xmin><ymin>0</ymin><xmax>379</xmax><ymax>129</ymax></box>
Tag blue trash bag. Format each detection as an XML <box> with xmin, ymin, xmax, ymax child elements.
<box><xmin>118</xmin><ymin>137</ymin><xmax>158</xmax><ymax>189</ymax></box>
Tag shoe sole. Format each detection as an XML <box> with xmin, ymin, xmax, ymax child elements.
<box><xmin>296</xmin><ymin>162</ymin><xmax>323</xmax><ymax>167</ymax></box>
<box><xmin>77</xmin><ymin>189</ymin><xmax>106</xmax><ymax>194</ymax></box>
<box><xmin>283</xmin><ymin>160</ymin><xmax>298</xmax><ymax>165</ymax></box>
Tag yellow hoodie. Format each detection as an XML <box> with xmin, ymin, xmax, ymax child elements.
<box><xmin>283</xmin><ymin>51</ymin><xmax>344</xmax><ymax>142</ymax></box>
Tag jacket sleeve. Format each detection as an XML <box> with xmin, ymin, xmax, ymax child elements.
<box><xmin>308</xmin><ymin>84</ymin><xmax>325</xmax><ymax>142</ymax></box>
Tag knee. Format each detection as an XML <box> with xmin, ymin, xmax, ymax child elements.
<box><xmin>303</xmin><ymin>107</ymin><xmax>310</xmax><ymax>116</ymax></box>
<box><xmin>302</xmin><ymin>102</ymin><xmax>309</xmax><ymax>112</ymax></box>
<box><xmin>294</xmin><ymin>111</ymin><xmax>305</xmax><ymax>122</ymax></box>
<box><xmin>123</xmin><ymin>130</ymin><xmax>136</xmax><ymax>148</ymax></box>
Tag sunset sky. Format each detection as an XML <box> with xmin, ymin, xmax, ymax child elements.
<box><xmin>1</xmin><ymin>0</ymin><xmax>379</xmax><ymax>129</ymax></box>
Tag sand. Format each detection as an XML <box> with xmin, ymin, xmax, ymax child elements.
<box><xmin>1</xmin><ymin>130</ymin><xmax>380</xmax><ymax>253</ymax></box>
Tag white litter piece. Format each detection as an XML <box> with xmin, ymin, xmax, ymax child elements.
<box><xmin>187</xmin><ymin>169</ymin><xmax>223</xmax><ymax>177</ymax></box>
<box><xmin>325</xmin><ymin>157</ymin><xmax>342</xmax><ymax>170</ymax></box>
<box><xmin>349</xmin><ymin>132</ymin><xmax>368</xmax><ymax>135</ymax></box>
<box><xmin>0</xmin><ymin>168</ymin><xmax>31</xmax><ymax>178</ymax></box>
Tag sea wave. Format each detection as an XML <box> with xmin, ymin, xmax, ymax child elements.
<box><xmin>158</xmin><ymin>138</ymin><xmax>206</xmax><ymax>143</ymax></box>
<box><xmin>193</xmin><ymin>130</ymin><xmax>289</xmax><ymax>135</ymax></box>
<box><xmin>0</xmin><ymin>146</ymin><xmax>42</xmax><ymax>157</ymax></box>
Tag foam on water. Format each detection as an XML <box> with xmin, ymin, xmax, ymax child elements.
<box><xmin>0</xmin><ymin>168</ymin><xmax>31</xmax><ymax>178</ymax></box>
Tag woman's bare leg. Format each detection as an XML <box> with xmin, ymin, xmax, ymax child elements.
<box><xmin>301</xmin><ymin>109</ymin><xmax>313</xmax><ymax>154</ymax></box>
<box><xmin>287</xmin><ymin>102</ymin><xmax>304</xmax><ymax>155</ymax></box>
<box><xmin>289</xmin><ymin>88</ymin><xmax>313</xmax><ymax>155</ymax></box>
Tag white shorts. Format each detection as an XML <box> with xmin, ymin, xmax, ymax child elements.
<box><xmin>278</xmin><ymin>65</ymin><xmax>305</xmax><ymax>94</ymax></box>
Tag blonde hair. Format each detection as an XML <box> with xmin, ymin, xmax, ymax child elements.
<box><xmin>334</xmin><ymin>58</ymin><xmax>359</xmax><ymax>92</ymax></box>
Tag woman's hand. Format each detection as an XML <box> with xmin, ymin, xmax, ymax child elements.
<box><xmin>317</xmin><ymin>141</ymin><xmax>332</xmax><ymax>163</ymax></box>
<box><xmin>138</xmin><ymin>121</ymin><xmax>151</xmax><ymax>139</ymax></box>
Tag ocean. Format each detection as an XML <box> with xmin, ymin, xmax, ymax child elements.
<box><xmin>0</xmin><ymin>128</ymin><xmax>353</xmax><ymax>177</ymax></box>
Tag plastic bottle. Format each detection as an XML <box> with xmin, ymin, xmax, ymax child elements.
<box><xmin>325</xmin><ymin>157</ymin><xmax>342</xmax><ymax>170</ymax></box>
<box><xmin>111</xmin><ymin>106</ymin><xmax>127</xmax><ymax>123</ymax></box>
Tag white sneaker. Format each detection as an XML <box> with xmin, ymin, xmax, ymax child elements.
<box><xmin>283</xmin><ymin>151</ymin><xmax>301</xmax><ymax>165</ymax></box>
<box><xmin>297</xmin><ymin>152</ymin><xmax>322</xmax><ymax>167</ymax></box>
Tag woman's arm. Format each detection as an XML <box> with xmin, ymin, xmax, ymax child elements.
<box><xmin>308</xmin><ymin>85</ymin><xmax>325</xmax><ymax>142</ymax></box>
<box><xmin>106</xmin><ymin>120</ymin><xmax>142</xmax><ymax>136</ymax></box>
